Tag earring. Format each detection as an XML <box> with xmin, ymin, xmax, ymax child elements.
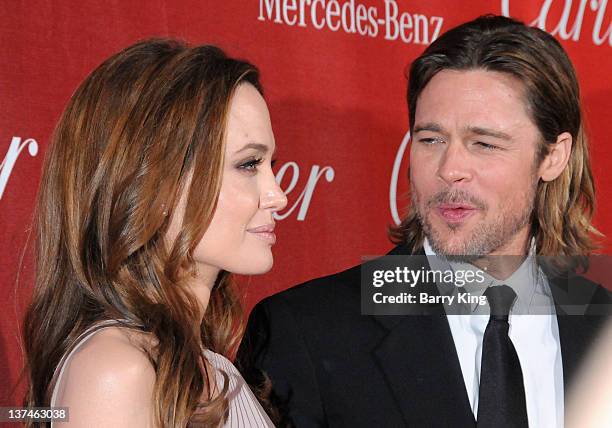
<box><xmin>161</xmin><ymin>203</ymin><xmax>168</xmax><ymax>217</ymax></box>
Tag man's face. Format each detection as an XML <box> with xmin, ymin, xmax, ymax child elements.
<box><xmin>410</xmin><ymin>69</ymin><xmax>542</xmax><ymax>256</ymax></box>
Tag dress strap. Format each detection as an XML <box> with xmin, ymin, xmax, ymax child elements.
<box><xmin>49</xmin><ymin>319</ymin><xmax>131</xmax><ymax>408</ymax></box>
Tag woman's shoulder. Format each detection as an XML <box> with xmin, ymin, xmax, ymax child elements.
<box><xmin>53</xmin><ymin>326</ymin><xmax>156</xmax><ymax>426</ymax></box>
<box><xmin>67</xmin><ymin>326</ymin><xmax>156</xmax><ymax>379</ymax></box>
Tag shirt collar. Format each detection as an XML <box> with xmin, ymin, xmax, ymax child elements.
<box><xmin>423</xmin><ymin>237</ymin><xmax>551</xmax><ymax>314</ymax></box>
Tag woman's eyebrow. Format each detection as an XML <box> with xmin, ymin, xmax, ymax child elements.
<box><xmin>234</xmin><ymin>142</ymin><xmax>278</xmax><ymax>156</ymax></box>
<box><xmin>234</xmin><ymin>142</ymin><xmax>269</xmax><ymax>154</ymax></box>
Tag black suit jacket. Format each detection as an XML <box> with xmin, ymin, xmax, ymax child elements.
<box><xmin>237</xmin><ymin>245</ymin><xmax>611</xmax><ymax>427</ymax></box>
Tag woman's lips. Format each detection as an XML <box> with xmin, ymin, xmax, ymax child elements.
<box><xmin>249</xmin><ymin>231</ymin><xmax>276</xmax><ymax>244</ymax></box>
<box><xmin>436</xmin><ymin>204</ymin><xmax>478</xmax><ymax>222</ymax></box>
<box><xmin>247</xmin><ymin>224</ymin><xmax>276</xmax><ymax>244</ymax></box>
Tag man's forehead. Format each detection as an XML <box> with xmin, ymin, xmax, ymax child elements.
<box><xmin>419</xmin><ymin>70</ymin><xmax>527</xmax><ymax>111</ymax></box>
<box><xmin>413</xmin><ymin>70</ymin><xmax>535</xmax><ymax>135</ymax></box>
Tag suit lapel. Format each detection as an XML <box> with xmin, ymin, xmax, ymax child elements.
<box><xmin>549</xmin><ymin>275</ymin><xmax>608</xmax><ymax>393</ymax></box>
<box><xmin>371</xmin><ymin>246</ymin><xmax>475</xmax><ymax>426</ymax></box>
<box><xmin>372</xmin><ymin>314</ymin><xmax>475</xmax><ymax>426</ymax></box>
<box><xmin>555</xmin><ymin>314</ymin><xmax>591</xmax><ymax>391</ymax></box>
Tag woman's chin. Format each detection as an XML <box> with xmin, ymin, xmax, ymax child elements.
<box><xmin>232</xmin><ymin>257</ymin><xmax>274</xmax><ymax>276</ymax></box>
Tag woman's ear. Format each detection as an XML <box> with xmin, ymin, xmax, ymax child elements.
<box><xmin>539</xmin><ymin>132</ymin><xmax>572</xmax><ymax>182</ymax></box>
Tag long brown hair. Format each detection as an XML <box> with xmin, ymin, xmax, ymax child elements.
<box><xmin>390</xmin><ymin>15</ymin><xmax>601</xmax><ymax>261</ymax></box>
<box><xmin>23</xmin><ymin>39</ymin><xmax>261</xmax><ymax>426</ymax></box>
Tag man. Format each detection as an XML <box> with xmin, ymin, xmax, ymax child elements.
<box><xmin>237</xmin><ymin>15</ymin><xmax>611</xmax><ymax>427</ymax></box>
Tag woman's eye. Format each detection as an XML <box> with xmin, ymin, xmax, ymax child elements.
<box><xmin>238</xmin><ymin>157</ymin><xmax>263</xmax><ymax>172</ymax></box>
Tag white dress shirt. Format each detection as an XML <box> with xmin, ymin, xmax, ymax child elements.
<box><xmin>423</xmin><ymin>239</ymin><xmax>564</xmax><ymax>428</ymax></box>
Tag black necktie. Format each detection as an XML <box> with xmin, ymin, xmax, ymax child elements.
<box><xmin>477</xmin><ymin>285</ymin><xmax>528</xmax><ymax>427</ymax></box>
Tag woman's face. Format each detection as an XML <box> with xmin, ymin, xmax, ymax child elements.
<box><xmin>168</xmin><ymin>83</ymin><xmax>287</xmax><ymax>280</ymax></box>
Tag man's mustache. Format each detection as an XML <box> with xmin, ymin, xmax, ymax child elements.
<box><xmin>426</xmin><ymin>189</ymin><xmax>487</xmax><ymax>210</ymax></box>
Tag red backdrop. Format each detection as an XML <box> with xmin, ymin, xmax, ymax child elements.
<box><xmin>1</xmin><ymin>0</ymin><xmax>611</xmax><ymax>406</ymax></box>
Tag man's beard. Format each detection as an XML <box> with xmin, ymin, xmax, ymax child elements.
<box><xmin>413</xmin><ymin>185</ymin><xmax>536</xmax><ymax>260</ymax></box>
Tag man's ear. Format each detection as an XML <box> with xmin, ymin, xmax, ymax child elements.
<box><xmin>539</xmin><ymin>132</ymin><xmax>572</xmax><ymax>182</ymax></box>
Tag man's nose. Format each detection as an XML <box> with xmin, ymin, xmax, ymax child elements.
<box><xmin>437</xmin><ymin>141</ymin><xmax>473</xmax><ymax>185</ymax></box>
<box><xmin>260</xmin><ymin>177</ymin><xmax>288</xmax><ymax>212</ymax></box>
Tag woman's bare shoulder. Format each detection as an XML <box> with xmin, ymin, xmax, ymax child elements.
<box><xmin>54</xmin><ymin>326</ymin><xmax>157</xmax><ymax>427</ymax></box>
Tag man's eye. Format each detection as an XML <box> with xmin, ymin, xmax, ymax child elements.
<box><xmin>419</xmin><ymin>137</ymin><xmax>443</xmax><ymax>145</ymax></box>
<box><xmin>475</xmin><ymin>142</ymin><xmax>499</xmax><ymax>150</ymax></box>
<box><xmin>238</xmin><ymin>158</ymin><xmax>263</xmax><ymax>171</ymax></box>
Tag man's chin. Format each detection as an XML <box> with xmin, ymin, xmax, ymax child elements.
<box><xmin>441</xmin><ymin>254</ymin><xmax>482</xmax><ymax>263</ymax></box>
<box><xmin>428</xmin><ymin>233</ymin><xmax>484</xmax><ymax>261</ymax></box>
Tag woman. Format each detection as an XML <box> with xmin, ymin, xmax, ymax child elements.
<box><xmin>22</xmin><ymin>39</ymin><xmax>286</xmax><ymax>427</ymax></box>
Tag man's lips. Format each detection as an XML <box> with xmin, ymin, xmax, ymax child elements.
<box><xmin>247</xmin><ymin>223</ymin><xmax>276</xmax><ymax>244</ymax></box>
<box><xmin>436</xmin><ymin>203</ymin><xmax>479</xmax><ymax>222</ymax></box>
